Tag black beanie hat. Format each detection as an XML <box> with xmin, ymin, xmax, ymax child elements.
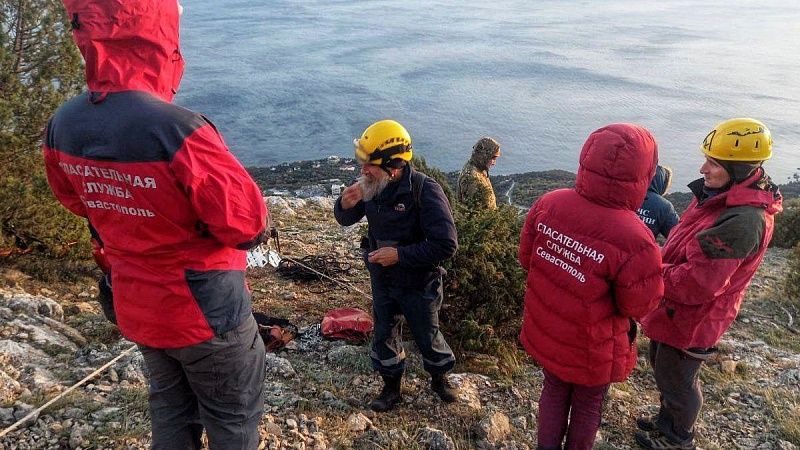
<box><xmin>714</xmin><ymin>159</ymin><xmax>762</xmax><ymax>184</ymax></box>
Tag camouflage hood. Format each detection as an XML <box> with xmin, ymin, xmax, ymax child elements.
<box><xmin>469</xmin><ymin>137</ymin><xmax>500</xmax><ymax>171</ymax></box>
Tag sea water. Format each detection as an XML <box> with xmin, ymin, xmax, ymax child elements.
<box><xmin>177</xmin><ymin>0</ymin><xmax>800</xmax><ymax>189</ymax></box>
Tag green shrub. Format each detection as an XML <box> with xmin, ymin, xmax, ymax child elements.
<box><xmin>772</xmin><ymin>198</ymin><xmax>800</xmax><ymax>249</ymax></box>
<box><xmin>779</xmin><ymin>175</ymin><xmax>800</xmax><ymax>198</ymax></box>
<box><xmin>1</xmin><ymin>0</ymin><xmax>91</xmax><ymax>275</ymax></box>
<box><xmin>0</xmin><ymin>153</ymin><xmax>94</xmax><ymax>281</ymax></box>
<box><xmin>0</xmin><ymin>162</ymin><xmax>92</xmax><ymax>251</ymax></box>
<box><xmin>441</xmin><ymin>205</ymin><xmax>526</xmax><ymax>343</ymax></box>
<box><xmin>411</xmin><ymin>156</ymin><xmax>455</xmax><ymax>203</ymax></box>
<box><xmin>413</xmin><ymin>158</ymin><xmax>527</xmax><ymax>374</ymax></box>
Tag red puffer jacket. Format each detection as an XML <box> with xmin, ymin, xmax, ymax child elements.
<box><xmin>43</xmin><ymin>0</ymin><xmax>268</xmax><ymax>348</ymax></box>
<box><xmin>642</xmin><ymin>169</ymin><xmax>782</xmax><ymax>349</ymax></box>
<box><xmin>519</xmin><ymin>124</ymin><xmax>663</xmax><ymax>386</ymax></box>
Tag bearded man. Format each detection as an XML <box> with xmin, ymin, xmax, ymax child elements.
<box><xmin>334</xmin><ymin>119</ymin><xmax>459</xmax><ymax>412</ymax></box>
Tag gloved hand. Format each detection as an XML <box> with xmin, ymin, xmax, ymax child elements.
<box><xmin>96</xmin><ymin>273</ymin><xmax>117</xmax><ymax>325</ymax></box>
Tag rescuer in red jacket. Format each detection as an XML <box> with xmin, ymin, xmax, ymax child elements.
<box><xmin>635</xmin><ymin>118</ymin><xmax>783</xmax><ymax>450</ymax></box>
<box><xmin>519</xmin><ymin>124</ymin><xmax>664</xmax><ymax>450</ymax></box>
<box><xmin>43</xmin><ymin>1</ymin><xmax>268</xmax><ymax>448</ymax></box>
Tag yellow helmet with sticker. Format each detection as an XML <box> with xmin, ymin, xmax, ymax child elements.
<box><xmin>701</xmin><ymin>118</ymin><xmax>772</xmax><ymax>161</ymax></box>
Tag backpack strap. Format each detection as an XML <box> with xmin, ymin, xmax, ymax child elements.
<box><xmin>409</xmin><ymin>169</ymin><xmax>431</xmax><ymax>243</ymax></box>
<box><xmin>410</xmin><ymin>169</ymin><xmax>427</xmax><ymax>210</ymax></box>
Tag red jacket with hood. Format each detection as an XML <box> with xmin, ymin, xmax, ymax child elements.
<box><xmin>641</xmin><ymin>169</ymin><xmax>782</xmax><ymax>349</ymax></box>
<box><xmin>43</xmin><ymin>0</ymin><xmax>268</xmax><ymax>348</ymax></box>
<box><xmin>519</xmin><ymin>124</ymin><xmax>664</xmax><ymax>386</ymax></box>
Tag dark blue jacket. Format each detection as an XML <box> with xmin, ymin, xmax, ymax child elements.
<box><xmin>334</xmin><ymin>166</ymin><xmax>457</xmax><ymax>284</ymax></box>
<box><xmin>637</xmin><ymin>165</ymin><xmax>679</xmax><ymax>239</ymax></box>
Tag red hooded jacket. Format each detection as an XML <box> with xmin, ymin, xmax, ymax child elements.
<box><xmin>43</xmin><ymin>0</ymin><xmax>268</xmax><ymax>348</ymax></box>
<box><xmin>641</xmin><ymin>169</ymin><xmax>782</xmax><ymax>349</ymax></box>
<box><xmin>519</xmin><ymin>124</ymin><xmax>664</xmax><ymax>386</ymax></box>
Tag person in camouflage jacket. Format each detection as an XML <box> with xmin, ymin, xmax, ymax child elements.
<box><xmin>457</xmin><ymin>137</ymin><xmax>500</xmax><ymax>209</ymax></box>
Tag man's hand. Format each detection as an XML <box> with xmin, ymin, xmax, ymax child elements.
<box><xmin>368</xmin><ymin>247</ymin><xmax>399</xmax><ymax>266</ymax></box>
<box><xmin>340</xmin><ymin>183</ymin><xmax>364</xmax><ymax>210</ymax></box>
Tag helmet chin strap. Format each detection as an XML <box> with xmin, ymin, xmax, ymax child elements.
<box><xmin>369</xmin><ymin>144</ymin><xmax>409</xmax><ymax>174</ymax></box>
<box><xmin>381</xmin><ymin>165</ymin><xmax>399</xmax><ymax>179</ymax></box>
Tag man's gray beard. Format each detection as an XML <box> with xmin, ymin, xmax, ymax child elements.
<box><xmin>358</xmin><ymin>174</ymin><xmax>391</xmax><ymax>201</ymax></box>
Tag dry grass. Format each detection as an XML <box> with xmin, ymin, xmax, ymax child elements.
<box><xmin>765</xmin><ymin>388</ymin><xmax>800</xmax><ymax>444</ymax></box>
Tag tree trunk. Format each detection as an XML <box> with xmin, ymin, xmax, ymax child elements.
<box><xmin>11</xmin><ymin>0</ymin><xmax>26</xmax><ymax>74</ymax></box>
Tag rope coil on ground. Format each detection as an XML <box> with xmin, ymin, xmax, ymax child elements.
<box><xmin>278</xmin><ymin>254</ymin><xmax>372</xmax><ymax>300</ymax></box>
<box><xmin>276</xmin><ymin>254</ymin><xmax>359</xmax><ymax>294</ymax></box>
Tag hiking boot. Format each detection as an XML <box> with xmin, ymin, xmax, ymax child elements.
<box><xmin>635</xmin><ymin>431</ymin><xmax>695</xmax><ymax>450</ymax></box>
<box><xmin>370</xmin><ymin>374</ymin><xmax>402</xmax><ymax>412</ymax></box>
<box><xmin>431</xmin><ymin>373</ymin><xmax>458</xmax><ymax>403</ymax></box>
<box><xmin>636</xmin><ymin>416</ymin><xmax>658</xmax><ymax>433</ymax></box>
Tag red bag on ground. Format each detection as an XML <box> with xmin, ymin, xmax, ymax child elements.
<box><xmin>321</xmin><ymin>307</ymin><xmax>374</xmax><ymax>343</ymax></box>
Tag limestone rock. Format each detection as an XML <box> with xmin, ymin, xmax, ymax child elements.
<box><xmin>0</xmin><ymin>407</ymin><xmax>13</xmax><ymax>424</ymax></box>
<box><xmin>0</xmin><ymin>368</ymin><xmax>21</xmax><ymax>403</ymax></box>
<box><xmin>7</xmin><ymin>294</ymin><xmax>64</xmax><ymax>320</ymax></box>
<box><xmin>307</xmin><ymin>196</ymin><xmax>335</xmax><ymax>210</ymax></box>
<box><xmin>720</xmin><ymin>359</ymin><xmax>738</xmax><ymax>374</ymax></box>
<box><xmin>345</xmin><ymin>412</ymin><xmax>372</xmax><ymax>432</ymax></box>
<box><xmin>265</xmin><ymin>353</ymin><xmax>296</xmax><ymax>378</ymax></box>
<box><xmin>475</xmin><ymin>411</ymin><xmax>511</xmax><ymax>444</ymax></box>
<box><xmin>68</xmin><ymin>424</ymin><xmax>94</xmax><ymax>449</ymax></box>
<box><xmin>449</xmin><ymin>373</ymin><xmax>485</xmax><ymax>410</ymax></box>
<box><xmin>267</xmin><ymin>196</ymin><xmax>296</xmax><ymax>216</ymax></box>
<box><xmin>417</xmin><ymin>426</ymin><xmax>455</xmax><ymax>450</ymax></box>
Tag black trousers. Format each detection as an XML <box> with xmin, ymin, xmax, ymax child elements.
<box><xmin>369</xmin><ymin>272</ymin><xmax>455</xmax><ymax>378</ymax></box>
<box><xmin>649</xmin><ymin>340</ymin><xmax>703</xmax><ymax>445</ymax></box>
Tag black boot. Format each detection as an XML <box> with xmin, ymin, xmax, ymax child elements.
<box><xmin>431</xmin><ymin>373</ymin><xmax>458</xmax><ymax>403</ymax></box>
<box><xmin>370</xmin><ymin>374</ymin><xmax>402</xmax><ymax>412</ymax></box>
<box><xmin>634</xmin><ymin>431</ymin><xmax>695</xmax><ymax>450</ymax></box>
<box><xmin>636</xmin><ymin>416</ymin><xmax>661</xmax><ymax>433</ymax></box>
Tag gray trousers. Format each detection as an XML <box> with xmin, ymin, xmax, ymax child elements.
<box><xmin>648</xmin><ymin>340</ymin><xmax>703</xmax><ymax>445</ymax></box>
<box><xmin>140</xmin><ymin>314</ymin><xmax>266</xmax><ymax>450</ymax></box>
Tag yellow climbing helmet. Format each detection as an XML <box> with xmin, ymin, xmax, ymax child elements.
<box><xmin>701</xmin><ymin>118</ymin><xmax>772</xmax><ymax>161</ymax></box>
<box><xmin>354</xmin><ymin>120</ymin><xmax>413</xmax><ymax>166</ymax></box>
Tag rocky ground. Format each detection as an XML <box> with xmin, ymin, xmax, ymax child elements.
<box><xmin>1</xmin><ymin>197</ymin><xmax>798</xmax><ymax>450</ymax></box>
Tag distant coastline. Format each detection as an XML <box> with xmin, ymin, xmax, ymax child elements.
<box><xmin>247</xmin><ymin>157</ymin><xmax>799</xmax><ymax>213</ymax></box>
